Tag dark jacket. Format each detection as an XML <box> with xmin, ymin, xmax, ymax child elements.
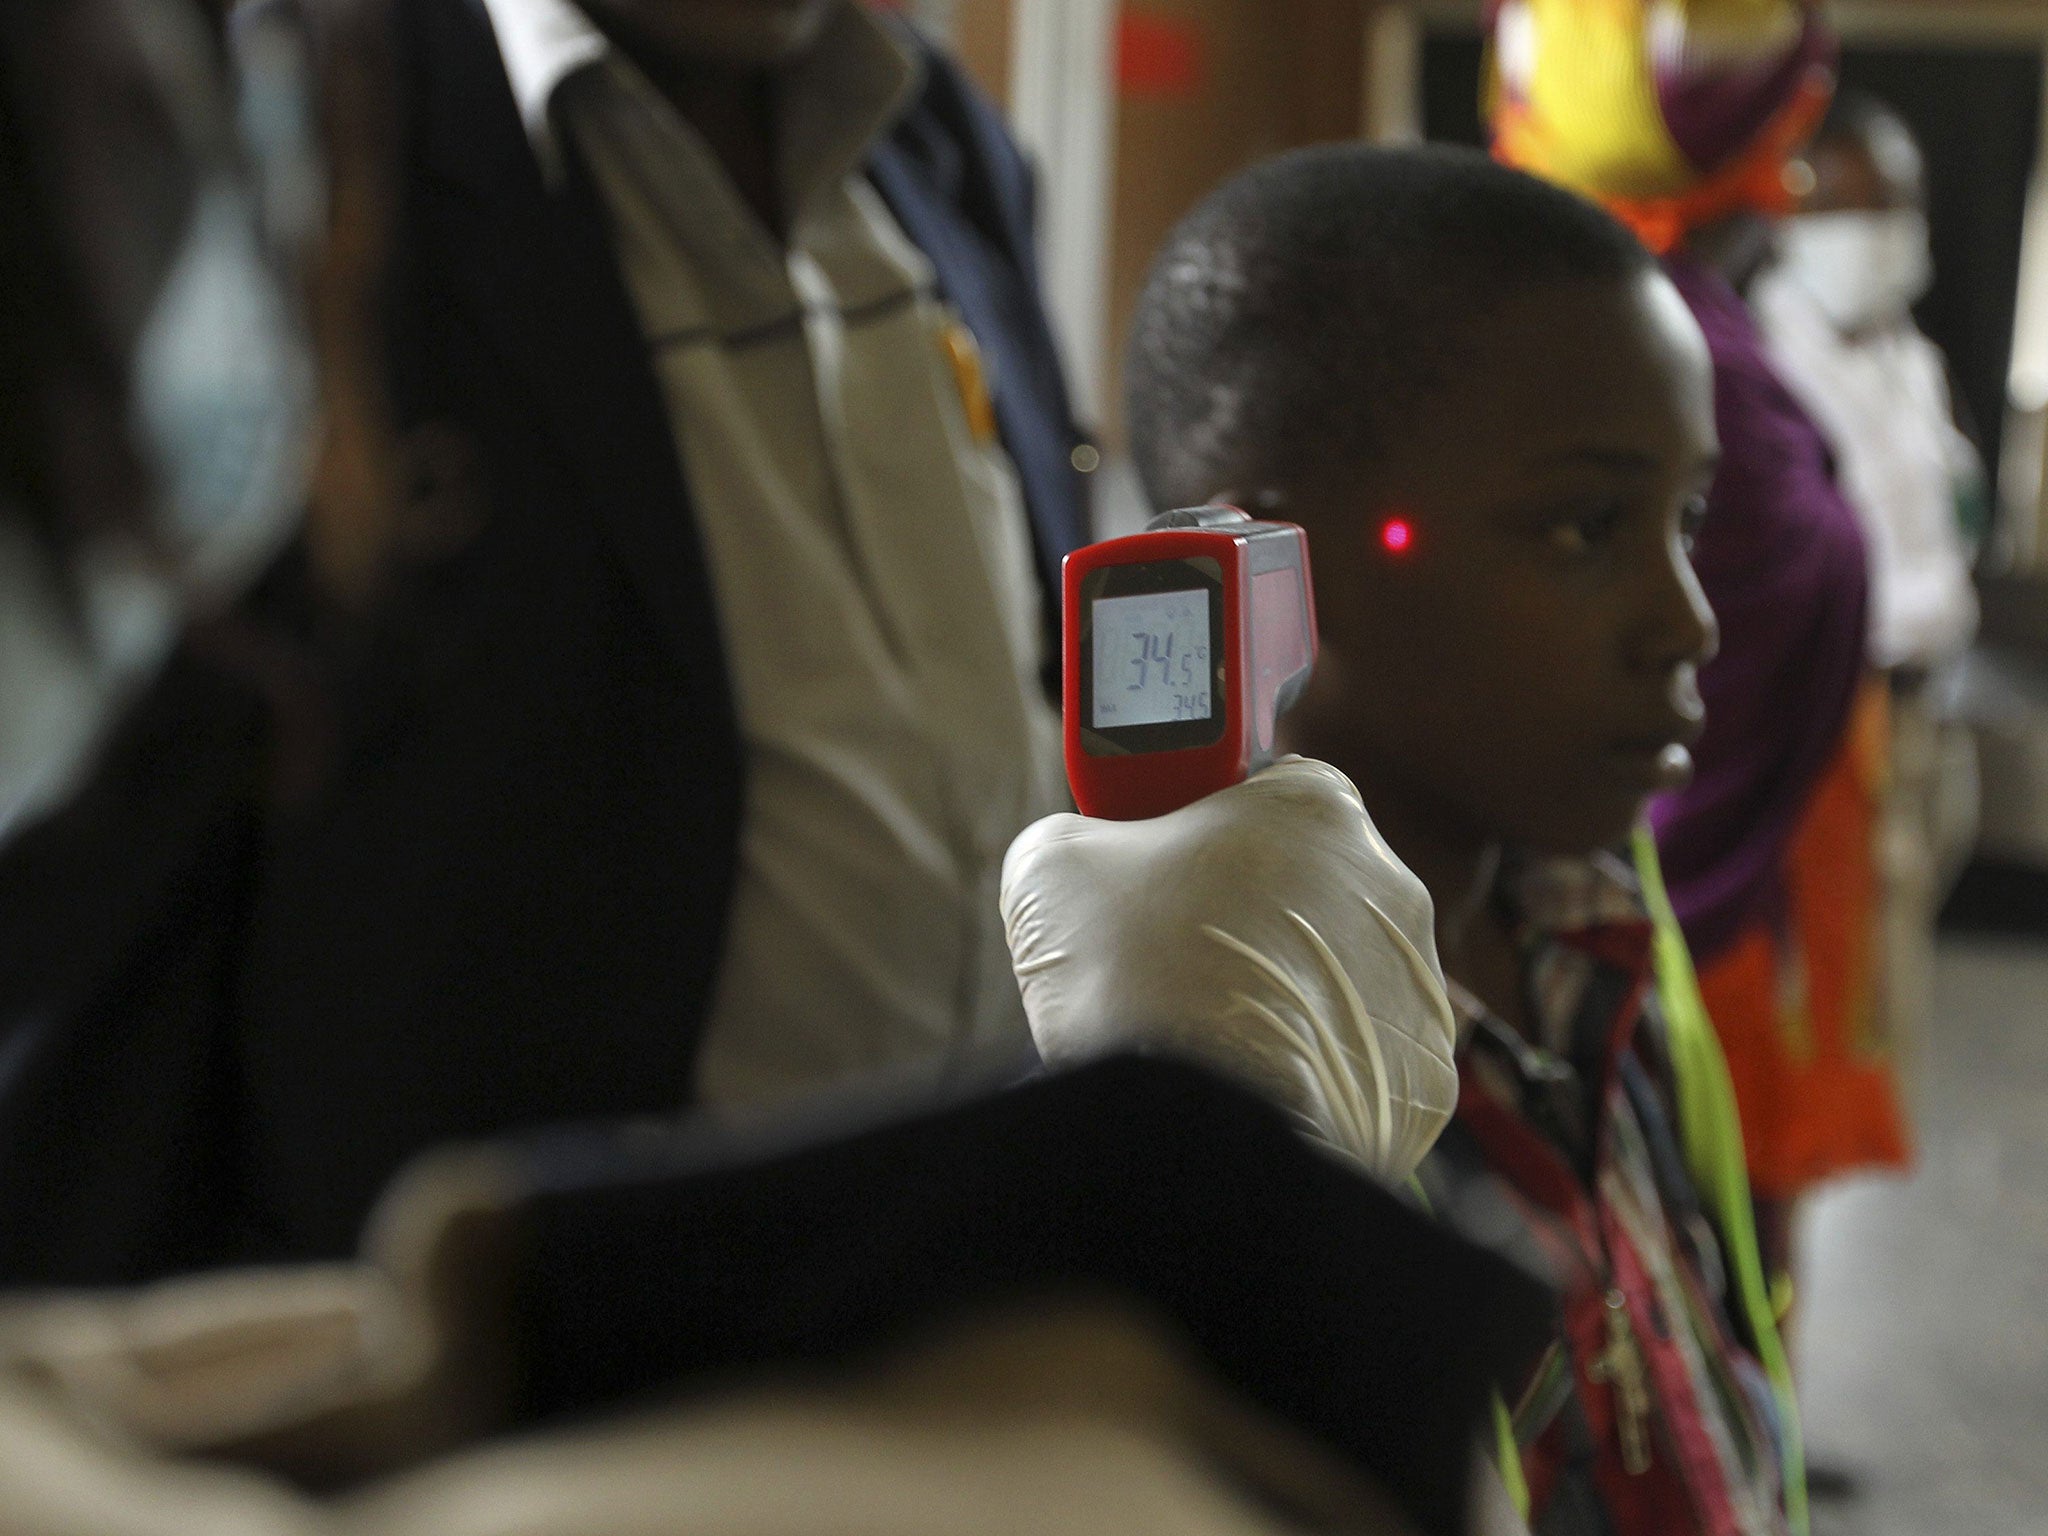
<box><xmin>0</xmin><ymin>0</ymin><xmax>1088</xmax><ymax>1284</ymax></box>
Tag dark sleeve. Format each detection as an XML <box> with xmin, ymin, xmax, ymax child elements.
<box><xmin>0</xmin><ymin>636</ymin><xmax>279</xmax><ymax>1284</ymax></box>
<box><xmin>505</xmin><ymin>1055</ymin><xmax>1554</xmax><ymax>1536</ymax></box>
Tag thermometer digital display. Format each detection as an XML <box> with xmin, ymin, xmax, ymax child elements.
<box><xmin>1064</xmin><ymin>506</ymin><xmax>1317</xmax><ymax>820</ymax></box>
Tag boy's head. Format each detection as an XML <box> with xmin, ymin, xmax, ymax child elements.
<box><xmin>1127</xmin><ymin>144</ymin><xmax>1718</xmax><ymax>867</ymax></box>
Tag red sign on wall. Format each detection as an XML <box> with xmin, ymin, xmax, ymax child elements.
<box><xmin>1118</xmin><ymin>11</ymin><xmax>1206</xmax><ymax>99</ymax></box>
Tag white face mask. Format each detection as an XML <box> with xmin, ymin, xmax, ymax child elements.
<box><xmin>1776</xmin><ymin>208</ymin><xmax>1934</xmax><ymax>335</ymax></box>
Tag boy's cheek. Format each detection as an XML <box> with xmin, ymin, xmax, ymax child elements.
<box><xmin>1341</xmin><ymin>556</ymin><xmax>1462</xmax><ymax>658</ymax></box>
<box><xmin>1275</xmin><ymin>641</ymin><xmax>1437</xmax><ymax>787</ymax></box>
<box><xmin>1276</xmin><ymin>637</ymin><xmax>1442</xmax><ymax>784</ymax></box>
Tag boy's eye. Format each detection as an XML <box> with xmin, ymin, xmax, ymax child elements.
<box><xmin>1545</xmin><ymin>505</ymin><xmax>1624</xmax><ymax>555</ymax></box>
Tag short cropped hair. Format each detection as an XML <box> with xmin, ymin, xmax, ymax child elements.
<box><xmin>1126</xmin><ymin>142</ymin><xmax>1655</xmax><ymax>511</ymax></box>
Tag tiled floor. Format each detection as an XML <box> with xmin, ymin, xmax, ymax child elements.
<box><xmin>1798</xmin><ymin>935</ymin><xmax>2048</xmax><ymax>1536</ymax></box>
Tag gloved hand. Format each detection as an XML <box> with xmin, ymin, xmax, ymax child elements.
<box><xmin>1000</xmin><ymin>758</ymin><xmax>1458</xmax><ymax>1181</ymax></box>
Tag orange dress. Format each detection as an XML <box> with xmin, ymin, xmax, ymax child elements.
<box><xmin>1694</xmin><ymin>680</ymin><xmax>1912</xmax><ymax>1201</ymax></box>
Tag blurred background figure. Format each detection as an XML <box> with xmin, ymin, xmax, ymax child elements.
<box><xmin>1754</xmin><ymin>92</ymin><xmax>1987</xmax><ymax>1118</ymax></box>
<box><xmin>0</xmin><ymin>0</ymin><xmax>414</xmax><ymax>1284</ymax></box>
<box><xmin>0</xmin><ymin>0</ymin><xmax>317</xmax><ymax>833</ymax></box>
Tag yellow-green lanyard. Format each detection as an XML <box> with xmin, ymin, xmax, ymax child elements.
<box><xmin>1632</xmin><ymin>826</ymin><xmax>1808</xmax><ymax>1536</ymax></box>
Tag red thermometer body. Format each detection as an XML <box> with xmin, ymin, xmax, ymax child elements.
<box><xmin>1064</xmin><ymin>506</ymin><xmax>1318</xmax><ymax>820</ymax></box>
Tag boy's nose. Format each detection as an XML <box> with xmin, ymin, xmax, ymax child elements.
<box><xmin>1634</xmin><ymin>553</ymin><xmax>1719</xmax><ymax>674</ymax></box>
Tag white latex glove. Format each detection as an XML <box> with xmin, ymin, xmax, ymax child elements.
<box><xmin>1001</xmin><ymin>758</ymin><xmax>1458</xmax><ymax>1182</ymax></box>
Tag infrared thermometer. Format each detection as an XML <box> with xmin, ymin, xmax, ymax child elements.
<box><xmin>1064</xmin><ymin>506</ymin><xmax>1318</xmax><ymax>820</ymax></box>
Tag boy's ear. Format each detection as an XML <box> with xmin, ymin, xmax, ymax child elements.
<box><xmin>1202</xmin><ymin>487</ymin><xmax>1291</xmax><ymax>517</ymax></box>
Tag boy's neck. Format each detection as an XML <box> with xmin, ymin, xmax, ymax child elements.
<box><xmin>1348</xmin><ymin>781</ymin><xmax>1500</xmax><ymax>957</ymax></box>
<box><xmin>1351</xmin><ymin>780</ymin><xmax>1530</xmax><ymax>1035</ymax></box>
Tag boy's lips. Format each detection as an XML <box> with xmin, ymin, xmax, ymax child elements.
<box><xmin>1604</xmin><ymin>744</ymin><xmax>1694</xmax><ymax>795</ymax></box>
<box><xmin>1607</xmin><ymin>719</ymin><xmax>1702</xmax><ymax>792</ymax></box>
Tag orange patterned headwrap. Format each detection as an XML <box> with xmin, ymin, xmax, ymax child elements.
<box><xmin>1486</xmin><ymin>0</ymin><xmax>1835</xmax><ymax>253</ymax></box>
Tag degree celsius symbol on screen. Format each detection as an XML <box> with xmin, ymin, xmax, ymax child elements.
<box><xmin>1092</xmin><ymin>588</ymin><xmax>1213</xmax><ymax>727</ymax></box>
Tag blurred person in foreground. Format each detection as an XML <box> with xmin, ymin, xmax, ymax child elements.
<box><xmin>1489</xmin><ymin>0</ymin><xmax>1906</xmax><ymax>1282</ymax></box>
<box><xmin>1754</xmin><ymin>92</ymin><xmax>1985</xmax><ymax>1113</ymax></box>
<box><xmin>0</xmin><ymin>1046</ymin><xmax>1542</xmax><ymax>1536</ymax></box>
<box><xmin>1</xmin><ymin>0</ymin><xmax>1105</xmax><ymax>1281</ymax></box>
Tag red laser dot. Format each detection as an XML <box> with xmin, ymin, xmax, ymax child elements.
<box><xmin>1380</xmin><ymin>517</ymin><xmax>1414</xmax><ymax>555</ymax></box>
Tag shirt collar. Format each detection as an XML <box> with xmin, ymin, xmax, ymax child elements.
<box><xmin>1450</xmin><ymin>847</ymin><xmax>1654</xmax><ymax>1069</ymax></box>
<box><xmin>777</xmin><ymin>3</ymin><xmax>919</xmax><ymax>221</ymax></box>
<box><xmin>475</xmin><ymin>0</ymin><xmax>610</xmax><ymax>185</ymax></box>
<box><xmin>1502</xmin><ymin>847</ymin><xmax>1649</xmax><ymax>940</ymax></box>
<box><xmin>474</xmin><ymin>0</ymin><xmax>919</xmax><ymax>207</ymax></box>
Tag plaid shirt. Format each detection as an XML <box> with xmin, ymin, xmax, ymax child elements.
<box><xmin>1420</xmin><ymin>850</ymin><xmax>1788</xmax><ymax>1536</ymax></box>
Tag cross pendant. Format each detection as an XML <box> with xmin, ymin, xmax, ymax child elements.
<box><xmin>1588</xmin><ymin>1287</ymin><xmax>1654</xmax><ymax>1475</ymax></box>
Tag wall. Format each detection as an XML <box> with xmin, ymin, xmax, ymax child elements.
<box><xmin>949</xmin><ymin>0</ymin><xmax>1013</xmax><ymax>103</ymax></box>
<box><xmin>1102</xmin><ymin>2</ymin><xmax>1373</xmax><ymax>442</ymax></box>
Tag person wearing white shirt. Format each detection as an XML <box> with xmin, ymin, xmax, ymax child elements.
<box><xmin>0</xmin><ymin>0</ymin><xmax>1102</xmax><ymax>1274</ymax></box>
<box><xmin>1755</xmin><ymin>92</ymin><xmax>1983</xmax><ymax>1092</ymax></box>
<box><xmin>472</xmin><ymin>0</ymin><xmax>1071</xmax><ymax>1107</ymax></box>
